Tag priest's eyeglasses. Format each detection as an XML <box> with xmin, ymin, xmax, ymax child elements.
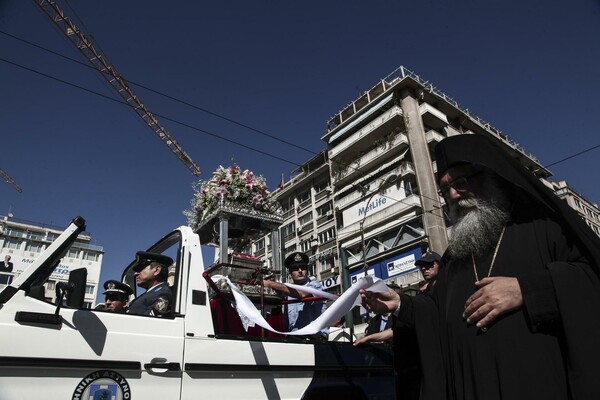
<box><xmin>437</xmin><ymin>172</ymin><xmax>482</xmax><ymax>197</ymax></box>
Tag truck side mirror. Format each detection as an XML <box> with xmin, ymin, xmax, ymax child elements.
<box><xmin>55</xmin><ymin>268</ymin><xmax>87</xmax><ymax>310</ymax></box>
<box><xmin>66</xmin><ymin>268</ymin><xmax>87</xmax><ymax>308</ymax></box>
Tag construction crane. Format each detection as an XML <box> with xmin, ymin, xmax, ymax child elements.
<box><xmin>0</xmin><ymin>169</ymin><xmax>22</xmax><ymax>193</ymax></box>
<box><xmin>34</xmin><ymin>0</ymin><xmax>201</xmax><ymax>176</ymax></box>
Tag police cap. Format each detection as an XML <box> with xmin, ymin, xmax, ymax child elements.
<box><xmin>415</xmin><ymin>251</ymin><xmax>442</xmax><ymax>267</ymax></box>
<box><xmin>284</xmin><ymin>252</ymin><xmax>309</xmax><ymax>269</ymax></box>
<box><xmin>103</xmin><ymin>280</ymin><xmax>134</xmax><ymax>296</ymax></box>
<box><xmin>133</xmin><ymin>251</ymin><xmax>174</xmax><ymax>272</ymax></box>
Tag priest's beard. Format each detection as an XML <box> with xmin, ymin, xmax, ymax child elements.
<box><xmin>447</xmin><ymin>177</ymin><xmax>511</xmax><ymax>260</ymax></box>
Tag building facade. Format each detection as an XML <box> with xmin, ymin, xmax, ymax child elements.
<box><xmin>255</xmin><ymin>65</ymin><xmax>596</xmax><ymax>311</ymax></box>
<box><xmin>546</xmin><ymin>180</ymin><xmax>600</xmax><ymax>237</ymax></box>
<box><xmin>0</xmin><ymin>215</ymin><xmax>103</xmax><ymax>308</ymax></box>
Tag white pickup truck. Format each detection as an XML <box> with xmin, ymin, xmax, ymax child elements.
<box><xmin>0</xmin><ymin>217</ymin><xmax>395</xmax><ymax>400</ymax></box>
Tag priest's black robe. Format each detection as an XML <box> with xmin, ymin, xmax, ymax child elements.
<box><xmin>396</xmin><ymin>209</ymin><xmax>600</xmax><ymax>400</ymax></box>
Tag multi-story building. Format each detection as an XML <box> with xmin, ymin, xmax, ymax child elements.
<box><xmin>253</xmin><ymin>151</ymin><xmax>342</xmax><ymax>293</ymax></box>
<box><xmin>322</xmin><ymin>65</ymin><xmax>549</xmax><ymax>296</ymax></box>
<box><xmin>546</xmin><ymin>180</ymin><xmax>600</xmax><ymax>236</ymax></box>
<box><xmin>0</xmin><ymin>215</ymin><xmax>103</xmax><ymax>308</ymax></box>
<box><xmin>256</xmin><ymin>65</ymin><xmax>596</xmax><ymax>313</ymax></box>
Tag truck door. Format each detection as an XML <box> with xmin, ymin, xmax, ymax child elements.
<box><xmin>0</xmin><ymin>224</ymin><xmax>186</xmax><ymax>399</ymax></box>
<box><xmin>0</xmin><ymin>291</ymin><xmax>185</xmax><ymax>399</ymax></box>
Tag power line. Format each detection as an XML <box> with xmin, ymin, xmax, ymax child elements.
<box><xmin>0</xmin><ymin>57</ymin><xmax>302</xmax><ymax>168</ymax></box>
<box><xmin>0</xmin><ymin>29</ymin><xmax>398</xmax><ymax>189</ymax></box>
<box><xmin>545</xmin><ymin>144</ymin><xmax>600</xmax><ymax>168</ymax></box>
<box><xmin>0</xmin><ymin>30</ymin><xmax>317</xmax><ymax>155</ymax></box>
<box><xmin>0</xmin><ymin>30</ymin><xmax>383</xmax><ymax>187</ymax></box>
<box><xmin>3</xmin><ymin>30</ymin><xmax>598</xmax><ymax>196</ymax></box>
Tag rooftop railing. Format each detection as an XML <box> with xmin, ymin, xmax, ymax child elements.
<box><xmin>327</xmin><ymin>65</ymin><xmax>540</xmax><ymax>164</ymax></box>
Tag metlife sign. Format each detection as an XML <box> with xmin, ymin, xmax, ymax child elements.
<box><xmin>342</xmin><ymin>183</ymin><xmax>407</xmax><ymax>226</ymax></box>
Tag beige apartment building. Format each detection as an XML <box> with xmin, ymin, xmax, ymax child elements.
<box><xmin>254</xmin><ymin>65</ymin><xmax>594</xmax><ymax>302</ymax></box>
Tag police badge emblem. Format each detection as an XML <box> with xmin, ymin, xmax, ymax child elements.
<box><xmin>72</xmin><ymin>370</ymin><xmax>130</xmax><ymax>400</ymax></box>
<box><xmin>154</xmin><ymin>297</ymin><xmax>170</xmax><ymax>314</ymax></box>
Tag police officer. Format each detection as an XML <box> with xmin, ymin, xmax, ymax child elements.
<box><xmin>263</xmin><ymin>252</ymin><xmax>328</xmax><ymax>338</ymax></box>
<box><xmin>102</xmin><ymin>280</ymin><xmax>134</xmax><ymax>313</ymax></box>
<box><xmin>128</xmin><ymin>251</ymin><xmax>173</xmax><ymax>317</ymax></box>
<box><xmin>415</xmin><ymin>251</ymin><xmax>442</xmax><ymax>293</ymax></box>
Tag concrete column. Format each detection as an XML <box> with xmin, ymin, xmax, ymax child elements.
<box><xmin>400</xmin><ymin>89</ymin><xmax>448</xmax><ymax>254</ymax></box>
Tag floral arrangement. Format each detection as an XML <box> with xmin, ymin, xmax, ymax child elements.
<box><xmin>185</xmin><ymin>164</ymin><xmax>281</xmax><ymax>231</ymax></box>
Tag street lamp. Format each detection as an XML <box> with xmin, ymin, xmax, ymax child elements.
<box><xmin>359</xmin><ymin>174</ymin><xmax>398</xmax><ymax>277</ymax></box>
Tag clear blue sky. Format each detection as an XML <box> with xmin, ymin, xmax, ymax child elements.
<box><xmin>1</xmin><ymin>1</ymin><xmax>599</xmax><ymax>303</ymax></box>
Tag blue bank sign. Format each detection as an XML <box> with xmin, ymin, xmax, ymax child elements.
<box><xmin>350</xmin><ymin>246</ymin><xmax>421</xmax><ymax>285</ymax></box>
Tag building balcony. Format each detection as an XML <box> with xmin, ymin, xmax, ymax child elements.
<box><xmin>420</xmin><ymin>103</ymin><xmax>448</xmax><ymax>131</ymax></box>
<box><xmin>329</xmin><ymin>106</ymin><xmax>404</xmax><ymax>159</ymax></box>
<box><xmin>332</xmin><ymin>132</ymin><xmax>408</xmax><ymax>186</ymax></box>
<box><xmin>425</xmin><ymin>129</ymin><xmax>444</xmax><ymax>144</ymax></box>
<box><xmin>400</xmin><ymin>161</ymin><xmax>415</xmax><ymax>177</ymax></box>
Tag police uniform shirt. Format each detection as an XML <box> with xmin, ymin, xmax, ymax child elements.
<box><xmin>287</xmin><ymin>278</ymin><xmax>328</xmax><ymax>336</ymax></box>
<box><xmin>128</xmin><ymin>282</ymin><xmax>172</xmax><ymax>317</ymax></box>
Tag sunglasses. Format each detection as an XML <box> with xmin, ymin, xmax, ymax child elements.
<box><xmin>289</xmin><ymin>265</ymin><xmax>308</xmax><ymax>272</ymax></box>
<box><xmin>437</xmin><ymin>171</ymin><xmax>482</xmax><ymax>197</ymax></box>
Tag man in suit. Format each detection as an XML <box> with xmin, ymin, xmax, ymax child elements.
<box><xmin>128</xmin><ymin>251</ymin><xmax>173</xmax><ymax>317</ymax></box>
<box><xmin>0</xmin><ymin>255</ymin><xmax>14</xmax><ymax>285</ymax></box>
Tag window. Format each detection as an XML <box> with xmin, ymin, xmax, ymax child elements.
<box><xmin>85</xmin><ymin>285</ymin><xmax>94</xmax><ymax>295</ymax></box>
<box><xmin>46</xmin><ymin>280</ymin><xmax>55</xmax><ymax>291</ymax></box>
<box><xmin>284</xmin><ymin>244</ymin><xmax>296</xmax><ymax>257</ymax></box>
<box><xmin>314</xmin><ymin>180</ymin><xmax>330</xmax><ymax>193</ymax></box>
<box><xmin>317</xmin><ymin>202</ymin><xmax>333</xmax><ymax>217</ymax></box>
<box><xmin>5</xmin><ymin>227</ymin><xmax>25</xmax><ymax>238</ymax></box>
<box><xmin>3</xmin><ymin>239</ymin><xmax>21</xmax><ymax>250</ymax></box>
<box><xmin>320</xmin><ymin>257</ymin><xmax>336</xmax><ymax>272</ymax></box>
<box><xmin>27</xmin><ymin>231</ymin><xmax>44</xmax><ymax>241</ymax></box>
<box><xmin>301</xmin><ymin>240</ymin><xmax>311</xmax><ymax>252</ymax></box>
<box><xmin>298</xmin><ymin>189</ymin><xmax>311</xmax><ymax>204</ymax></box>
<box><xmin>299</xmin><ymin>212</ymin><xmax>313</xmax><ymax>227</ymax></box>
<box><xmin>46</xmin><ymin>233</ymin><xmax>58</xmax><ymax>242</ymax></box>
<box><xmin>318</xmin><ymin>227</ymin><xmax>336</xmax><ymax>244</ymax></box>
<box><xmin>280</xmin><ymin>196</ymin><xmax>294</xmax><ymax>213</ymax></box>
<box><xmin>25</xmin><ymin>242</ymin><xmax>42</xmax><ymax>253</ymax></box>
<box><xmin>254</xmin><ymin>238</ymin><xmax>265</xmax><ymax>252</ymax></box>
<box><xmin>83</xmin><ymin>251</ymin><xmax>99</xmax><ymax>262</ymax></box>
<box><xmin>67</xmin><ymin>248</ymin><xmax>79</xmax><ymax>258</ymax></box>
<box><xmin>281</xmin><ymin>222</ymin><xmax>296</xmax><ymax>237</ymax></box>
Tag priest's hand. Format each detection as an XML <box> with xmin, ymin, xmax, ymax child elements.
<box><xmin>360</xmin><ymin>288</ymin><xmax>400</xmax><ymax>315</ymax></box>
<box><xmin>463</xmin><ymin>277</ymin><xmax>523</xmax><ymax>329</ymax></box>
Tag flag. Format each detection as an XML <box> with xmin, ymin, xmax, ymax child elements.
<box><xmin>278</xmin><ymin>174</ymin><xmax>284</xmax><ymax>190</ymax></box>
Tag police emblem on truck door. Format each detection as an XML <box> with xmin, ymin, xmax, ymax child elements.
<box><xmin>72</xmin><ymin>370</ymin><xmax>131</xmax><ymax>400</ymax></box>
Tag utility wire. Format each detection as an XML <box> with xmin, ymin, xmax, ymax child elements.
<box><xmin>545</xmin><ymin>144</ymin><xmax>600</xmax><ymax>168</ymax></box>
<box><xmin>3</xmin><ymin>29</ymin><xmax>598</xmax><ymax>201</ymax></box>
<box><xmin>0</xmin><ymin>57</ymin><xmax>302</xmax><ymax>168</ymax></box>
<box><xmin>0</xmin><ymin>30</ymin><xmax>393</xmax><ymax>192</ymax></box>
<box><xmin>0</xmin><ymin>30</ymin><xmax>316</xmax><ymax>155</ymax></box>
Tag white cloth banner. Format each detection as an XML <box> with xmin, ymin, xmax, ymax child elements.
<box><xmin>211</xmin><ymin>275</ymin><xmax>389</xmax><ymax>336</ymax></box>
